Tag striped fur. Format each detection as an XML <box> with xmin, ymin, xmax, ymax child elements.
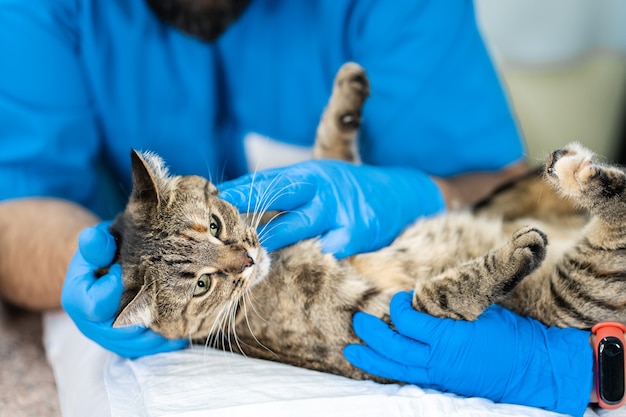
<box><xmin>110</xmin><ymin>63</ymin><xmax>626</xmax><ymax>382</ymax></box>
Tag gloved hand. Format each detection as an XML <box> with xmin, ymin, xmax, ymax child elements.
<box><xmin>344</xmin><ymin>292</ymin><xmax>593</xmax><ymax>417</ymax></box>
<box><xmin>61</xmin><ymin>221</ymin><xmax>188</xmax><ymax>358</ymax></box>
<box><xmin>219</xmin><ymin>160</ymin><xmax>445</xmax><ymax>258</ymax></box>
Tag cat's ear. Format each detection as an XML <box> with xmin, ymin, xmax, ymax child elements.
<box><xmin>112</xmin><ymin>286</ymin><xmax>153</xmax><ymax>328</ymax></box>
<box><xmin>129</xmin><ymin>149</ymin><xmax>162</xmax><ymax>208</ymax></box>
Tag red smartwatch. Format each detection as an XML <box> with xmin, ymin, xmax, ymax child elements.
<box><xmin>592</xmin><ymin>322</ymin><xmax>626</xmax><ymax>409</ymax></box>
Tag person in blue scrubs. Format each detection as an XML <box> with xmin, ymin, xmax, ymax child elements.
<box><xmin>0</xmin><ymin>1</ymin><xmax>595</xmax><ymax>416</ymax></box>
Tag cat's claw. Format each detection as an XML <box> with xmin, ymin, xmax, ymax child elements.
<box><xmin>545</xmin><ymin>143</ymin><xmax>600</xmax><ymax>193</ymax></box>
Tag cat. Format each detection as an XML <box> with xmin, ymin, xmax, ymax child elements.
<box><xmin>108</xmin><ymin>62</ymin><xmax>626</xmax><ymax>382</ymax></box>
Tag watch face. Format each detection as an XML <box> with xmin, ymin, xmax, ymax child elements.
<box><xmin>598</xmin><ymin>336</ymin><xmax>625</xmax><ymax>404</ymax></box>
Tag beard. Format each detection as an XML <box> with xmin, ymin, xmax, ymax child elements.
<box><xmin>146</xmin><ymin>0</ymin><xmax>251</xmax><ymax>42</ymax></box>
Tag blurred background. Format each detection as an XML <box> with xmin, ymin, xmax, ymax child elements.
<box><xmin>475</xmin><ymin>0</ymin><xmax>626</xmax><ymax>166</ymax></box>
<box><xmin>1</xmin><ymin>2</ymin><xmax>625</xmax><ymax>416</ymax></box>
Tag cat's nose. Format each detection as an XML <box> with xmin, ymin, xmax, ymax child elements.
<box><xmin>225</xmin><ymin>247</ymin><xmax>254</xmax><ymax>273</ymax></box>
<box><xmin>242</xmin><ymin>251</ymin><xmax>254</xmax><ymax>269</ymax></box>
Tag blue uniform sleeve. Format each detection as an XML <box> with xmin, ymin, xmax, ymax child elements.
<box><xmin>0</xmin><ymin>0</ymin><xmax>112</xmax><ymax>217</ymax></box>
<box><xmin>346</xmin><ymin>0</ymin><xmax>525</xmax><ymax>176</ymax></box>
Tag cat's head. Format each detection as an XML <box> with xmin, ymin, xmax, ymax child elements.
<box><xmin>110</xmin><ymin>150</ymin><xmax>270</xmax><ymax>339</ymax></box>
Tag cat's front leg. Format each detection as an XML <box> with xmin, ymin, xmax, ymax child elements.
<box><xmin>411</xmin><ymin>226</ymin><xmax>547</xmax><ymax>321</ymax></box>
<box><xmin>545</xmin><ymin>142</ymin><xmax>626</xmax><ymax>222</ymax></box>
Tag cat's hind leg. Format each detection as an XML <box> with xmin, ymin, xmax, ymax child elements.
<box><xmin>514</xmin><ymin>142</ymin><xmax>626</xmax><ymax>328</ymax></box>
<box><xmin>313</xmin><ymin>62</ymin><xmax>369</xmax><ymax>163</ymax></box>
<box><xmin>412</xmin><ymin>226</ymin><xmax>547</xmax><ymax>320</ymax></box>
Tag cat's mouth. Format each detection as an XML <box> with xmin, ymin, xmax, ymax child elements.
<box><xmin>243</xmin><ymin>247</ymin><xmax>271</xmax><ymax>290</ymax></box>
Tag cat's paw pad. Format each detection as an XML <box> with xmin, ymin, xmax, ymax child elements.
<box><xmin>545</xmin><ymin>143</ymin><xmax>601</xmax><ymax>193</ymax></box>
<box><xmin>511</xmin><ymin>226</ymin><xmax>548</xmax><ymax>264</ymax></box>
<box><xmin>335</xmin><ymin>62</ymin><xmax>370</xmax><ymax>98</ymax></box>
<box><xmin>333</xmin><ymin>62</ymin><xmax>370</xmax><ymax>130</ymax></box>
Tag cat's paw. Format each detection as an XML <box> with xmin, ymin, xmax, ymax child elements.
<box><xmin>545</xmin><ymin>143</ymin><xmax>596</xmax><ymax>188</ymax></box>
<box><xmin>546</xmin><ymin>143</ymin><xmax>615</xmax><ymax>193</ymax></box>
<box><xmin>333</xmin><ymin>62</ymin><xmax>370</xmax><ymax>130</ymax></box>
<box><xmin>511</xmin><ymin>226</ymin><xmax>548</xmax><ymax>268</ymax></box>
<box><xmin>546</xmin><ymin>143</ymin><xmax>626</xmax><ymax>209</ymax></box>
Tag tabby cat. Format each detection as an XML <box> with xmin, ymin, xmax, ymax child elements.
<box><xmin>109</xmin><ymin>63</ymin><xmax>626</xmax><ymax>381</ymax></box>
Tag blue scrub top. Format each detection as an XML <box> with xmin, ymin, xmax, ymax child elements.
<box><xmin>0</xmin><ymin>0</ymin><xmax>524</xmax><ymax>219</ymax></box>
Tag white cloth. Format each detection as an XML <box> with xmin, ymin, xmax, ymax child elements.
<box><xmin>243</xmin><ymin>132</ymin><xmax>313</xmax><ymax>173</ymax></box>
<box><xmin>103</xmin><ymin>346</ymin><xmax>565</xmax><ymax>417</ymax></box>
<box><xmin>43</xmin><ymin>310</ymin><xmax>113</xmax><ymax>417</ymax></box>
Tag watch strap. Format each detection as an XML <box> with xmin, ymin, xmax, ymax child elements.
<box><xmin>592</xmin><ymin>322</ymin><xmax>626</xmax><ymax>409</ymax></box>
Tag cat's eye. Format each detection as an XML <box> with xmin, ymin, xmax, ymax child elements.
<box><xmin>193</xmin><ymin>274</ymin><xmax>212</xmax><ymax>297</ymax></box>
<box><xmin>209</xmin><ymin>215</ymin><xmax>221</xmax><ymax>238</ymax></box>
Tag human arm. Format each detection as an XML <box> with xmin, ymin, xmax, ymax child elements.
<box><xmin>0</xmin><ymin>197</ymin><xmax>188</xmax><ymax>357</ymax></box>
<box><xmin>344</xmin><ymin>292</ymin><xmax>594</xmax><ymax>417</ymax></box>
<box><xmin>0</xmin><ymin>198</ymin><xmax>98</xmax><ymax>310</ymax></box>
<box><xmin>0</xmin><ymin>1</ymin><xmax>110</xmax><ymax>308</ymax></box>
<box><xmin>432</xmin><ymin>162</ymin><xmax>528</xmax><ymax>210</ymax></box>
<box><xmin>0</xmin><ymin>3</ymin><xmax>187</xmax><ymax>357</ymax></box>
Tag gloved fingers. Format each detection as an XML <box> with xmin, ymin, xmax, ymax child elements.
<box><xmin>62</xmin><ymin>261</ymin><xmax>124</xmax><ymax>322</ymax></box>
<box><xmin>256</xmin><ymin>211</ymin><xmax>325</xmax><ymax>251</ymax></box>
<box><xmin>131</xmin><ymin>335</ymin><xmax>189</xmax><ymax>357</ymax></box>
<box><xmin>219</xmin><ymin>169</ymin><xmax>317</xmax><ymax>214</ymax></box>
<box><xmin>318</xmin><ymin>227</ymin><xmax>351</xmax><ymax>258</ymax></box>
<box><xmin>343</xmin><ymin>344</ymin><xmax>428</xmax><ymax>385</ymax></box>
<box><xmin>352</xmin><ymin>311</ymin><xmax>429</xmax><ymax>366</ymax></box>
<box><xmin>389</xmin><ymin>292</ymin><xmax>450</xmax><ymax>344</ymax></box>
<box><xmin>103</xmin><ymin>324</ymin><xmax>188</xmax><ymax>351</ymax></box>
<box><xmin>83</xmin><ymin>263</ymin><xmax>125</xmax><ymax>320</ymax></box>
<box><xmin>318</xmin><ymin>224</ymin><xmax>379</xmax><ymax>259</ymax></box>
<box><xmin>78</xmin><ymin>319</ymin><xmax>188</xmax><ymax>358</ymax></box>
<box><xmin>255</xmin><ymin>198</ymin><xmax>332</xmax><ymax>251</ymax></box>
<box><xmin>78</xmin><ymin>221</ymin><xmax>117</xmax><ymax>267</ymax></box>
<box><xmin>61</xmin><ymin>251</ymin><xmax>97</xmax><ymax>316</ymax></box>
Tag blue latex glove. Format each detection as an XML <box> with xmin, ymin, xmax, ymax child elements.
<box><xmin>61</xmin><ymin>221</ymin><xmax>188</xmax><ymax>358</ymax></box>
<box><xmin>344</xmin><ymin>292</ymin><xmax>593</xmax><ymax>417</ymax></box>
<box><xmin>219</xmin><ymin>160</ymin><xmax>445</xmax><ymax>258</ymax></box>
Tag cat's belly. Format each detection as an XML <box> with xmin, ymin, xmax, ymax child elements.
<box><xmin>348</xmin><ymin>212</ymin><xmax>506</xmax><ymax>289</ymax></box>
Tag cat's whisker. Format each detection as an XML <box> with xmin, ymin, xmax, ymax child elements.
<box><xmin>228</xmin><ymin>298</ymin><xmax>249</xmax><ymax>359</ymax></box>
<box><xmin>244</xmin><ymin>148</ymin><xmax>276</xmax><ymax>217</ymax></box>
<box><xmin>239</xmin><ymin>177</ymin><xmax>313</xmax><ymax>246</ymax></box>
<box><xmin>198</xmin><ymin>302</ymin><xmax>238</xmax><ymax>373</ymax></box>
<box><xmin>257</xmin><ymin>179</ymin><xmax>308</xmax><ymax>213</ymax></box>
<box><xmin>246</xmin><ymin>170</ymin><xmax>260</xmax><ymax>218</ymax></box>
<box><xmin>240</xmin><ymin>292</ymin><xmax>277</xmax><ymax>358</ymax></box>
<box><xmin>219</xmin><ymin>303</ymin><xmax>234</xmax><ymax>355</ymax></box>
<box><xmin>242</xmin><ymin>289</ymin><xmax>267</xmax><ymax>323</ymax></box>
<box><xmin>245</xmin><ymin>168</ymin><xmax>291</xmax><ymax>227</ymax></box>
<box><xmin>247</xmin><ymin>174</ymin><xmax>283</xmax><ymax>229</ymax></box>
<box><xmin>203</xmin><ymin>300</ymin><xmax>233</xmax><ymax>354</ymax></box>
<box><xmin>249</xmin><ymin>177</ymin><xmax>308</xmax><ymax>229</ymax></box>
<box><xmin>256</xmin><ymin>211</ymin><xmax>297</xmax><ymax>245</ymax></box>
<box><xmin>222</xmin><ymin>299</ymin><xmax>235</xmax><ymax>356</ymax></box>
